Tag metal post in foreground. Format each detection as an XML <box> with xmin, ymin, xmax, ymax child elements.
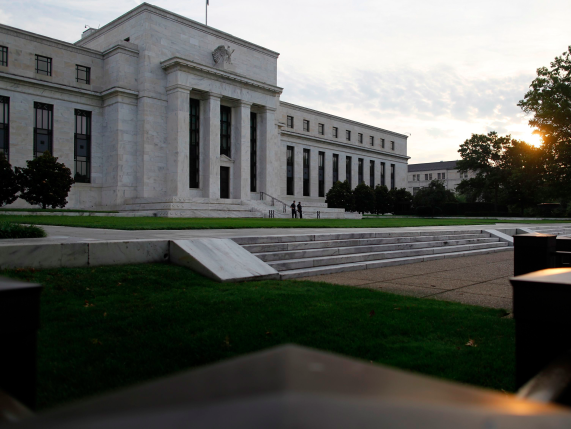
<box><xmin>513</xmin><ymin>233</ymin><xmax>556</xmax><ymax>276</ymax></box>
<box><xmin>0</xmin><ymin>276</ymin><xmax>42</xmax><ymax>409</ymax></box>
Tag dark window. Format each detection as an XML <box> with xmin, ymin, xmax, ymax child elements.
<box><xmin>303</xmin><ymin>119</ymin><xmax>310</xmax><ymax>132</ymax></box>
<box><xmin>220</xmin><ymin>166</ymin><xmax>230</xmax><ymax>199</ymax></box>
<box><xmin>287</xmin><ymin>115</ymin><xmax>294</xmax><ymax>128</ymax></box>
<box><xmin>189</xmin><ymin>98</ymin><xmax>200</xmax><ymax>188</ymax></box>
<box><xmin>76</xmin><ymin>65</ymin><xmax>91</xmax><ymax>84</ymax></box>
<box><xmin>0</xmin><ymin>96</ymin><xmax>9</xmax><ymax>159</ymax></box>
<box><xmin>346</xmin><ymin>156</ymin><xmax>352</xmax><ymax>187</ymax></box>
<box><xmin>332</xmin><ymin>154</ymin><xmax>339</xmax><ymax>184</ymax></box>
<box><xmin>250</xmin><ymin>112</ymin><xmax>257</xmax><ymax>192</ymax></box>
<box><xmin>391</xmin><ymin>141</ymin><xmax>395</xmax><ymax>150</ymax></box>
<box><xmin>381</xmin><ymin>162</ymin><xmax>385</xmax><ymax>186</ymax></box>
<box><xmin>381</xmin><ymin>138</ymin><xmax>385</xmax><ymax>148</ymax></box>
<box><xmin>370</xmin><ymin>160</ymin><xmax>375</xmax><ymax>188</ymax></box>
<box><xmin>220</xmin><ymin>105</ymin><xmax>231</xmax><ymax>157</ymax></box>
<box><xmin>425</xmin><ymin>174</ymin><xmax>429</xmax><ymax>181</ymax></box>
<box><xmin>333</xmin><ymin>127</ymin><xmax>338</xmax><ymax>138</ymax></box>
<box><xmin>390</xmin><ymin>164</ymin><xmax>395</xmax><ymax>190</ymax></box>
<box><xmin>346</xmin><ymin>130</ymin><xmax>351</xmax><ymax>141</ymax></box>
<box><xmin>318</xmin><ymin>123</ymin><xmax>324</xmax><ymax>135</ymax></box>
<box><xmin>74</xmin><ymin>109</ymin><xmax>91</xmax><ymax>183</ymax></box>
<box><xmin>35</xmin><ymin>55</ymin><xmax>52</xmax><ymax>76</ymax></box>
<box><xmin>286</xmin><ymin>146</ymin><xmax>294</xmax><ymax>195</ymax></box>
<box><xmin>0</xmin><ymin>46</ymin><xmax>7</xmax><ymax>67</ymax></box>
<box><xmin>358</xmin><ymin>158</ymin><xmax>364</xmax><ymax>184</ymax></box>
<box><xmin>358</xmin><ymin>133</ymin><xmax>363</xmax><ymax>143</ymax></box>
<box><xmin>34</xmin><ymin>102</ymin><xmax>53</xmax><ymax>157</ymax></box>
<box><xmin>370</xmin><ymin>136</ymin><xmax>374</xmax><ymax>146</ymax></box>
<box><xmin>318</xmin><ymin>151</ymin><xmax>325</xmax><ymax>197</ymax></box>
<box><xmin>442</xmin><ymin>172</ymin><xmax>446</xmax><ymax>180</ymax></box>
<box><xmin>303</xmin><ymin>148</ymin><xmax>310</xmax><ymax>196</ymax></box>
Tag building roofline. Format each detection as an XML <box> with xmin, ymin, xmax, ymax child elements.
<box><xmin>408</xmin><ymin>160</ymin><xmax>459</xmax><ymax>172</ymax></box>
<box><xmin>74</xmin><ymin>2</ymin><xmax>280</xmax><ymax>59</ymax></box>
<box><xmin>279</xmin><ymin>101</ymin><xmax>409</xmax><ymax>139</ymax></box>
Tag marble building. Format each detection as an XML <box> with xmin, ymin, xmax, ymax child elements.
<box><xmin>407</xmin><ymin>161</ymin><xmax>475</xmax><ymax>196</ymax></box>
<box><xmin>0</xmin><ymin>3</ymin><xmax>409</xmax><ymax>217</ymax></box>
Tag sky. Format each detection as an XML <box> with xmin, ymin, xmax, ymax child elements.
<box><xmin>1</xmin><ymin>0</ymin><xmax>570</xmax><ymax>163</ymax></box>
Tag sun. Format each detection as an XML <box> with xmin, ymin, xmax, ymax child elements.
<box><xmin>526</xmin><ymin>132</ymin><xmax>543</xmax><ymax>148</ymax></box>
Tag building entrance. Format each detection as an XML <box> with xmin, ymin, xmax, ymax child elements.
<box><xmin>220</xmin><ymin>166</ymin><xmax>230</xmax><ymax>199</ymax></box>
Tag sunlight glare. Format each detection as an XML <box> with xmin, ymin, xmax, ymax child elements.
<box><xmin>527</xmin><ymin>132</ymin><xmax>543</xmax><ymax>148</ymax></box>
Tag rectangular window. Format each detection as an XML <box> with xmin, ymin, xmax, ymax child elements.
<box><xmin>333</xmin><ymin>127</ymin><xmax>338</xmax><ymax>138</ymax></box>
<box><xmin>250</xmin><ymin>112</ymin><xmax>257</xmax><ymax>192</ymax></box>
<box><xmin>318</xmin><ymin>123</ymin><xmax>324</xmax><ymax>135</ymax></box>
<box><xmin>390</xmin><ymin>164</ymin><xmax>395</xmax><ymax>190</ymax></box>
<box><xmin>391</xmin><ymin>141</ymin><xmax>395</xmax><ymax>150</ymax></box>
<box><xmin>442</xmin><ymin>172</ymin><xmax>445</xmax><ymax>180</ymax></box>
<box><xmin>358</xmin><ymin>158</ymin><xmax>364</xmax><ymax>184</ymax></box>
<box><xmin>332</xmin><ymin>154</ymin><xmax>339</xmax><ymax>184</ymax></box>
<box><xmin>318</xmin><ymin>151</ymin><xmax>325</xmax><ymax>197</ymax></box>
<box><xmin>381</xmin><ymin>162</ymin><xmax>386</xmax><ymax>186</ymax></box>
<box><xmin>76</xmin><ymin>65</ymin><xmax>91</xmax><ymax>84</ymax></box>
<box><xmin>369</xmin><ymin>160</ymin><xmax>375</xmax><ymax>188</ymax></box>
<box><xmin>358</xmin><ymin>133</ymin><xmax>363</xmax><ymax>143</ymax></box>
<box><xmin>35</xmin><ymin>55</ymin><xmax>52</xmax><ymax>76</ymax></box>
<box><xmin>287</xmin><ymin>115</ymin><xmax>294</xmax><ymax>128</ymax></box>
<box><xmin>34</xmin><ymin>102</ymin><xmax>53</xmax><ymax>157</ymax></box>
<box><xmin>74</xmin><ymin>109</ymin><xmax>91</xmax><ymax>183</ymax></box>
<box><xmin>346</xmin><ymin>156</ymin><xmax>352</xmax><ymax>187</ymax></box>
<box><xmin>303</xmin><ymin>119</ymin><xmax>310</xmax><ymax>132</ymax></box>
<box><xmin>429</xmin><ymin>173</ymin><xmax>433</xmax><ymax>180</ymax></box>
<box><xmin>189</xmin><ymin>98</ymin><xmax>200</xmax><ymax>188</ymax></box>
<box><xmin>437</xmin><ymin>173</ymin><xmax>442</xmax><ymax>180</ymax></box>
<box><xmin>370</xmin><ymin>136</ymin><xmax>374</xmax><ymax>146</ymax></box>
<box><xmin>0</xmin><ymin>96</ymin><xmax>9</xmax><ymax>159</ymax></box>
<box><xmin>425</xmin><ymin>174</ymin><xmax>428</xmax><ymax>180</ymax></box>
<box><xmin>381</xmin><ymin>138</ymin><xmax>385</xmax><ymax>149</ymax></box>
<box><xmin>346</xmin><ymin>130</ymin><xmax>351</xmax><ymax>141</ymax></box>
<box><xmin>0</xmin><ymin>46</ymin><xmax>7</xmax><ymax>67</ymax></box>
<box><xmin>220</xmin><ymin>105</ymin><xmax>231</xmax><ymax>157</ymax></box>
<box><xmin>303</xmin><ymin>148</ymin><xmax>310</xmax><ymax>196</ymax></box>
<box><xmin>286</xmin><ymin>146</ymin><xmax>294</xmax><ymax>195</ymax></box>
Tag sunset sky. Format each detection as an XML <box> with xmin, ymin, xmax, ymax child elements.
<box><xmin>2</xmin><ymin>0</ymin><xmax>570</xmax><ymax>163</ymax></box>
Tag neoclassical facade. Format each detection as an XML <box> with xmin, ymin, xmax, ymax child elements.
<box><xmin>0</xmin><ymin>3</ymin><xmax>409</xmax><ymax>216</ymax></box>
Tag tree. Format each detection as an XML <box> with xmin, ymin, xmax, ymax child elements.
<box><xmin>518</xmin><ymin>46</ymin><xmax>571</xmax><ymax>196</ymax></box>
<box><xmin>0</xmin><ymin>153</ymin><xmax>19</xmax><ymax>206</ymax></box>
<box><xmin>353</xmin><ymin>183</ymin><xmax>375</xmax><ymax>214</ymax></box>
<box><xmin>389</xmin><ymin>188</ymin><xmax>413</xmax><ymax>214</ymax></box>
<box><xmin>325</xmin><ymin>180</ymin><xmax>354</xmax><ymax>212</ymax></box>
<box><xmin>413</xmin><ymin>180</ymin><xmax>456</xmax><ymax>210</ymax></box>
<box><xmin>374</xmin><ymin>185</ymin><xmax>392</xmax><ymax>214</ymax></box>
<box><xmin>16</xmin><ymin>152</ymin><xmax>74</xmax><ymax>209</ymax></box>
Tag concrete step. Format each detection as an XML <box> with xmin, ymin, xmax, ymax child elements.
<box><xmin>152</xmin><ymin>210</ymin><xmax>263</xmax><ymax>218</ymax></box>
<box><xmin>125</xmin><ymin>197</ymin><xmax>244</xmax><ymax>205</ymax></box>
<box><xmin>266</xmin><ymin>241</ymin><xmax>507</xmax><ymax>271</ymax></box>
<box><xmin>241</xmin><ymin>233</ymin><xmax>490</xmax><ymax>253</ymax></box>
<box><xmin>118</xmin><ymin>203</ymin><xmax>253</xmax><ymax>211</ymax></box>
<box><xmin>254</xmin><ymin>237</ymin><xmax>501</xmax><ymax>262</ymax></box>
<box><xmin>279</xmin><ymin>246</ymin><xmax>513</xmax><ymax>279</ymax></box>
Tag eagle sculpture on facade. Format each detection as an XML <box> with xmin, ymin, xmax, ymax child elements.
<box><xmin>212</xmin><ymin>45</ymin><xmax>235</xmax><ymax>65</ymax></box>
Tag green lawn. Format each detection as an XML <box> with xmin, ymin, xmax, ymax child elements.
<box><xmin>0</xmin><ymin>214</ymin><xmax>568</xmax><ymax>230</ymax></box>
<box><xmin>3</xmin><ymin>264</ymin><xmax>515</xmax><ymax>410</ymax></box>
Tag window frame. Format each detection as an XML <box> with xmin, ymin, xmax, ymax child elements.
<box><xmin>303</xmin><ymin>148</ymin><xmax>310</xmax><ymax>196</ymax></box>
<box><xmin>318</xmin><ymin>123</ymin><xmax>324</xmax><ymax>135</ymax></box>
<box><xmin>0</xmin><ymin>96</ymin><xmax>9</xmax><ymax>160</ymax></box>
<box><xmin>332</xmin><ymin>153</ymin><xmax>339</xmax><ymax>184</ymax></box>
<box><xmin>33</xmin><ymin>101</ymin><xmax>53</xmax><ymax>158</ymax></box>
<box><xmin>358</xmin><ymin>133</ymin><xmax>363</xmax><ymax>144</ymax></box>
<box><xmin>391</xmin><ymin>140</ymin><xmax>395</xmax><ymax>150</ymax></box>
<box><xmin>369</xmin><ymin>160</ymin><xmax>375</xmax><ymax>188</ymax></box>
<box><xmin>287</xmin><ymin>115</ymin><xmax>294</xmax><ymax>128</ymax></box>
<box><xmin>333</xmin><ymin>127</ymin><xmax>338</xmax><ymax>138</ymax></box>
<box><xmin>318</xmin><ymin>151</ymin><xmax>325</xmax><ymax>197</ymax></box>
<box><xmin>220</xmin><ymin>105</ymin><xmax>231</xmax><ymax>157</ymax></box>
<box><xmin>250</xmin><ymin>112</ymin><xmax>257</xmax><ymax>192</ymax></box>
<box><xmin>346</xmin><ymin>156</ymin><xmax>352</xmax><ymax>187</ymax></box>
<box><xmin>358</xmin><ymin>158</ymin><xmax>364</xmax><ymax>184</ymax></box>
<box><xmin>74</xmin><ymin>109</ymin><xmax>91</xmax><ymax>183</ymax></box>
<box><xmin>189</xmin><ymin>98</ymin><xmax>200</xmax><ymax>188</ymax></box>
<box><xmin>35</xmin><ymin>54</ymin><xmax>52</xmax><ymax>76</ymax></box>
<box><xmin>303</xmin><ymin>119</ymin><xmax>310</xmax><ymax>132</ymax></box>
<box><xmin>381</xmin><ymin>138</ymin><xmax>385</xmax><ymax>149</ymax></box>
<box><xmin>346</xmin><ymin>130</ymin><xmax>351</xmax><ymax>141</ymax></box>
<box><xmin>286</xmin><ymin>146</ymin><xmax>294</xmax><ymax>195</ymax></box>
<box><xmin>76</xmin><ymin>64</ymin><xmax>91</xmax><ymax>84</ymax></box>
<box><xmin>370</xmin><ymin>136</ymin><xmax>374</xmax><ymax>146</ymax></box>
<box><xmin>0</xmin><ymin>46</ymin><xmax>7</xmax><ymax>67</ymax></box>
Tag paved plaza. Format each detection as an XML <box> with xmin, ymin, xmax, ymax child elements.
<box><xmin>296</xmin><ymin>251</ymin><xmax>514</xmax><ymax>310</ymax></box>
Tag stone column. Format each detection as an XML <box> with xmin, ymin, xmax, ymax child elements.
<box><xmin>202</xmin><ymin>93</ymin><xmax>221</xmax><ymax>199</ymax></box>
<box><xmin>232</xmin><ymin>101</ymin><xmax>252</xmax><ymax>200</ymax></box>
<box><xmin>166</xmin><ymin>86</ymin><xmax>190</xmax><ymax>196</ymax></box>
<box><xmin>259</xmin><ymin>106</ymin><xmax>279</xmax><ymax>197</ymax></box>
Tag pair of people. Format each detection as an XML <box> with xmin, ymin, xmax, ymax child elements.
<box><xmin>290</xmin><ymin>201</ymin><xmax>303</xmax><ymax>219</ymax></box>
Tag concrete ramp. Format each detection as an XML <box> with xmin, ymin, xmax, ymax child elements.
<box><xmin>170</xmin><ymin>239</ymin><xmax>279</xmax><ymax>282</ymax></box>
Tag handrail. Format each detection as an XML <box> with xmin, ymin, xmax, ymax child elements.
<box><xmin>517</xmin><ymin>349</ymin><xmax>571</xmax><ymax>403</ymax></box>
<box><xmin>259</xmin><ymin>192</ymin><xmax>288</xmax><ymax>213</ymax></box>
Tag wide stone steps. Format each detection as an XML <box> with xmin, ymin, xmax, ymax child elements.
<box><xmin>234</xmin><ymin>229</ymin><xmax>512</xmax><ymax>279</ymax></box>
<box><xmin>530</xmin><ymin>226</ymin><xmax>571</xmax><ymax>236</ymax></box>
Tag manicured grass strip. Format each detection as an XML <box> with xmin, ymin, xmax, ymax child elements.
<box><xmin>0</xmin><ymin>221</ymin><xmax>46</xmax><ymax>239</ymax></box>
<box><xmin>3</xmin><ymin>264</ymin><xmax>515</xmax><ymax>410</ymax></box>
<box><xmin>0</xmin><ymin>215</ymin><xmax>567</xmax><ymax>230</ymax></box>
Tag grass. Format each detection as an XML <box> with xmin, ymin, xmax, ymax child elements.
<box><xmin>2</xmin><ymin>263</ymin><xmax>515</xmax><ymax>410</ymax></box>
<box><xmin>0</xmin><ymin>221</ymin><xmax>46</xmax><ymax>239</ymax></box>
<box><xmin>0</xmin><ymin>215</ymin><xmax>568</xmax><ymax>230</ymax></box>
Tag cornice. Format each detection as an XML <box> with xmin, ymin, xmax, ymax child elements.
<box><xmin>101</xmin><ymin>87</ymin><xmax>139</xmax><ymax>99</ymax></box>
<box><xmin>0</xmin><ymin>24</ymin><xmax>103</xmax><ymax>60</ymax></box>
<box><xmin>102</xmin><ymin>44</ymin><xmax>140</xmax><ymax>59</ymax></box>
<box><xmin>0</xmin><ymin>71</ymin><xmax>101</xmax><ymax>99</ymax></box>
<box><xmin>281</xmin><ymin>130</ymin><xmax>410</xmax><ymax>162</ymax></box>
<box><xmin>161</xmin><ymin>57</ymin><xmax>283</xmax><ymax>95</ymax></box>
<box><xmin>279</xmin><ymin>101</ymin><xmax>409</xmax><ymax>139</ymax></box>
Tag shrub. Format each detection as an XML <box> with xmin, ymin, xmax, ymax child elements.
<box><xmin>413</xmin><ymin>180</ymin><xmax>456</xmax><ymax>211</ymax></box>
<box><xmin>374</xmin><ymin>185</ymin><xmax>392</xmax><ymax>214</ymax></box>
<box><xmin>417</xmin><ymin>206</ymin><xmax>434</xmax><ymax>217</ymax></box>
<box><xmin>0</xmin><ymin>153</ymin><xmax>19</xmax><ymax>206</ymax></box>
<box><xmin>325</xmin><ymin>180</ymin><xmax>354</xmax><ymax>212</ymax></box>
<box><xmin>353</xmin><ymin>183</ymin><xmax>375</xmax><ymax>214</ymax></box>
<box><xmin>16</xmin><ymin>152</ymin><xmax>74</xmax><ymax>209</ymax></box>
<box><xmin>0</xmin><ymin>221</ymin><xmax>46</xmax><ymax>239</ymax></box>
<box><xmin>390</xmin><ymin>188</ymin><xmax>413</xmax><ymax>215</ymax></box>
<box><xmin>443</xmin><ymin>203</ymin><xmax>458</xmax><ymax>216</ymax></box>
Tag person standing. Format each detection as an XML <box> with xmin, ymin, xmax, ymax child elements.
<box><xmin>290</xmin><ymin>201</ymin><xmax>297</xmax><ymax>218</ymax></box>
<box><xmin>297</xmin><ymin>201</ymin><xmax>303</xmax><ymax>219</ymax></box>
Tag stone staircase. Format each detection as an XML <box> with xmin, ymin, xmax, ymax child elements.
<box><xmin>528</xmin><ymin>225</ymin><xmax>571</xmax><ymax>237</ymax></box>
<box><xmin>233</xmin><ymin>229</ymin><xmax>511</xmax><ymax>279</ymax></box>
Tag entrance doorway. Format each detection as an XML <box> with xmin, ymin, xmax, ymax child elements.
<box><xmin>220</xmin><ymin>166</ymin><xmax>230</xmax><ymax>199</ymax></box>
